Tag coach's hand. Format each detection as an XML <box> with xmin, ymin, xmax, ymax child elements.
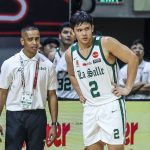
<box><xmin>47</xmin><ymin>125</ymin><xmax>57</xmax><ymax>145</ymax></box>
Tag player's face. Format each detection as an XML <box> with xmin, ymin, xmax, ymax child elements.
<box><xmin>21</xmin><ymin>30</ymin><xmax>40</xmax><ymax>58</ymax></box>
<box><xmin>73</xmin><ymin>22</ymin><xmax>94</xmax><ymax>45</ymax></box>
<box><xmin>131</xmin><ymin>43</ymin><xmax>144</xmax><ymax>63</ymax></box>
<box><xmin>44</xmin><ymin>43</ymin><xmax>57</xmax><ymax>56</ymax></box>
<box><xmin>60</xmin><ymin>27</ymin><xmax>75</xmax><ymax>46</ymax></box>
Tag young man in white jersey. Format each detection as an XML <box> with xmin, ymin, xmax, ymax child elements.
<box><xmin>54</xmin><ymin>22</ymin><xmax>79</xmax><ymax>100</ymax></box>
<box><xmin>53</xmin><ymin>22</ymin><xmax>75</xmax><ymax>67</ymax></box>
<box><xmin>65</xmin><ymin>10</ymin><xmax>139</xmax><ymax>150</ymax></box>
<box><xmin>119</xmin><ymin>39</ymin><xmax>150</xmax><ymax>99</ymax></box>
<box><xmin>0</xmin><ymin>26</ymin><xmax>58</xmax><ymax>150</ymax></box>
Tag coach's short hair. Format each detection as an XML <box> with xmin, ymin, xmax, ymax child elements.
<box><xmin>21</xmin><ymin>25</ymin><xmax>39</xmax><ymax>37</ymax></box>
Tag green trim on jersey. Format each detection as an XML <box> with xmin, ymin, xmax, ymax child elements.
<box><xmin>56</xmin><ymin>47</ymin><xmax>61</xmax><ymax>57</ymax></box>
<box><xmin>71</xmin><ymin>43</ymin><xmax>78</xmax><ymax>61</ymax></box>
<box><xmin>118</xmin><ymin>98</ymin><xmax>126</xmax><ymax>138</ymax></box>
<box><xmin>98</xmin><ymin>37</ymin><xmax>116</xmax><ymax>66</ymax></box>
<box><xmin>96</xmin><ymin>36</ymin><xmax>118</xmax><ymax>83</ymax></box>
<box><xmin>112</xmin><ymin>64</ymin><xmax>117</xmax><ymax>83</ymax></box>
<box><xmin>76</xmin><ymin>37</ymin><xmax>96</xmax><ymax>60</ymax></box>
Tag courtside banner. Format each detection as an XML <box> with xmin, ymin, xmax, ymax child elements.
<box><xmin>0</xmin><ymin>101</ymin><xmax>150</xmax><ymax>150</ymax></box>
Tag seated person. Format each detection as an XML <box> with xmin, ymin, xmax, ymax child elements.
<box><xmin>119</xmin><ymin>39</ymin><xmax>150</xmax><ymax>99</ymax></box>
<box><xmin>43</xmin><ymin>37</ymin><xmax>60</xmax><ymax>62</ymax></box>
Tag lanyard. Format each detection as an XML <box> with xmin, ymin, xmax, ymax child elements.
<box><xmin>20</xmin><ymin>56</ymin><xmax>39</xmax><ymax>91</ymax></box>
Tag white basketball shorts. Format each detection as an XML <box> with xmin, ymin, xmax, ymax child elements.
<box><xmin>83</xmin><ymin>99</ymin><xmax>126</xmax><ymax>146</ymax></box>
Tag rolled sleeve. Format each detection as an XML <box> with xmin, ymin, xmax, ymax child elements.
<box><xmin>0</xmin><ymin>61</ymin><xmax>12</xmax><ymax>89</ymax></box>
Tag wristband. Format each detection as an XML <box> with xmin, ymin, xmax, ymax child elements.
<box><xmin>51</xmin><ymin>122</ymin><xmax>59</xmax><ymax>126</ymax></box>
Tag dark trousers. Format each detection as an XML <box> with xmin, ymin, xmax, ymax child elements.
<box><xmin>5</xmin><ymin>109</ymin><xmax>47</xmax><ymax>150</ymax></box>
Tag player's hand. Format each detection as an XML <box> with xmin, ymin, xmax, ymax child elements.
<box><xmin>79</xmin><ymin>95</ymin><xmax>86</xmax><ymax>104</ymax></box>
<box><xmin>47</xmin><ymin>125</ymin><xmax>57</xmax><ymax>145</ymax></box>
<box><xmin>112</xmin><ymin>83</ymin><xmax>131</xmax><ymax>97</ymax></box>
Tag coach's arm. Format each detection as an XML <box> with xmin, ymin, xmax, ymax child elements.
<box><xmin>0</xmin><ymin>88</ymin><xmax>8</xmax><ymax>136</ymax></box>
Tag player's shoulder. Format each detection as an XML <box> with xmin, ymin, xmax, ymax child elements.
<box><xmin>65</xmin><ymin>43</ymin><xmax>77</xmax><ymax>55</ymax></box>
<box><xmin>101</xmin><ymin>36</ymin><xmax>118</xmax><ymax>44</ymax></box>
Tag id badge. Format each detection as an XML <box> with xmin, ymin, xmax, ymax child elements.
<box><xmin>21</xmin><ymin>91</ymin><xmax>33</xmax><ymax>109</ymax></box>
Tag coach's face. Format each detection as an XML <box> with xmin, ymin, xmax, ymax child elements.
<box><xmin>20</xmin><ymin>30</ymin><xmax>40</xmax><ymax>58</ymax></box>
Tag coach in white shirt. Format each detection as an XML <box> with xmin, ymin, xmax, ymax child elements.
<box><xmin>0</xmin><ymin>26</ymin><xmax>58</xmax><ymax>150</ymax></box>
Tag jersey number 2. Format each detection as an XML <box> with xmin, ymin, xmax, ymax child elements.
<box><xmin>89</xmin><ymin>81</ymin><xmax>100</xmax><ymax>98</ymax></box>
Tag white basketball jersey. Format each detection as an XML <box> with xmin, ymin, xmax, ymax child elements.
<box><xmin>71</xmin><ymin>36</ymin><xmax>119</xmax><ymax>105</ymax></box>
<box><xmin>53</xmin><ymin>48</ymin><xmax>62</xmax><ymax>67</ymax></box>
<box><xmin>55</xmin><ymin>50</ymin><xmax>79</xmax><ymax>99</ymax></box>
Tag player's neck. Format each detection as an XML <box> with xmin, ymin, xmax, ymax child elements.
<box><xmin>78</xmin><ymin>37</ymin><xmax>93</xmax><ymax>51</ymax></box>
<box><xmin>60</xmin><ymin>43</ymin><xmax>70</xmax><ymax>53</ymax></box>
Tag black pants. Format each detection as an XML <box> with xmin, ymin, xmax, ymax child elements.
<box><xmin>5</xmin><ymin>109</ymin><xmax>47</xmax><ymax>150</ymax></box>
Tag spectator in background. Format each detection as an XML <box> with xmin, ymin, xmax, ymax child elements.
<box><xmin>119</xmin><ymin>38</ymin><xmax>150</xmax><ymax>99</ymax></box>
<box><xmin>0</xmin><ymin>26</ymin><xmax>58</xmax><ymax>150</ymax></box>
<box><xmin>54</xmin><ymin>22</ymin><xmax>79</xmax><ymax>100</ymax></box>
<box><xmin>38</xmin><ymin>39</ymin><xmax>44</xmax><ymax>54</ymax></box>
<box><xmin>42</xmin><ymin>37</ymin><xmax>60</xmax><ymax>62</ymax></box>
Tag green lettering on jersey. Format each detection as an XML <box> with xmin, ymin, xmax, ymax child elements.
<box><xmin>57</xmin><ymin>71</ymin><xmax>71</xmax><ymax>91</ymax></box>
<box><xmin>89</xmin><ymin>81</ymin><xmax>100</xmax><ymax>98</ymax></box>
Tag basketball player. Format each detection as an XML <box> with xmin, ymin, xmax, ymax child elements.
<box><xmin>54</xmin><ymin>22</ymin><xmax>79</xmax><ymax>100</ymax></box>
<box><xmin>65</xmin><ymin>10</ymin><xmax>138</xmax><ymax>150</ymax></box>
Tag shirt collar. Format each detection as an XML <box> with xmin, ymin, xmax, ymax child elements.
<box><xmin>19</xmin><ymin>49</ymin><xmax>39</xmax><ymax>61</ymax></box>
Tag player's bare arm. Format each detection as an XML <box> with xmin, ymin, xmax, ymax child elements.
<box><xmin>65</xmin><ymin>49</ymin><xmax>86</xmax><ymax>103</ymax></box>
<box><xmin>47</xmin><ymin>90</ymin><xmax>58</xmax><ymax>144</ymax></box>
<box><xmin>102</xmin><ymin>36</ymin><xmax>139</xmax><ymax>97</ymax></box>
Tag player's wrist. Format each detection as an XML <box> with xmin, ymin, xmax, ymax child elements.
<box><xmin>51</xmin><ymin>122</ymin><xmax>59</xmax><ymax>126</ymax></box>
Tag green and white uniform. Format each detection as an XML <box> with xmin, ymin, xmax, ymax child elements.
<box><xmin>72</xmin><ymin>36</ymin><xmax>119</xmax><ymax>105</ymax></box>
<box><xmin>53</xmin><ymin>48</ymin><xmax>62</xmax><ymax>67</ymax></box>
<box><xmin>71</xmin><ymin>36</ymin><xmax>126</xmax><ymax>146</ymax></box>
<box><xmin>54</xmin><ymin>48</ymin><xmax>79</xmax><ymax>99</ymax></box>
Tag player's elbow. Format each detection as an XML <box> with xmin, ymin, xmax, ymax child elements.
<box><xmin>128</xmin><ymin>53</ymin><xmax>139</xmax><ymax>65</ymax></box>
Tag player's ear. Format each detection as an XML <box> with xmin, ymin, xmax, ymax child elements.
<box><xmin>20</xmin><ymin>37</ymin><xmax>24</xmax><ymax>46</ymax></box>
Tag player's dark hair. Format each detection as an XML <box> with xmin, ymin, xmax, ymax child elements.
<box><xmin>42</xmin><ymin>37</ymin><xmax>60</xmax><ymax>47</ymax></box>
<box><xmin>70</xmin><ymin>10</ymin><xmax>93</xmax><ymax>29</ymax></box>
<box><xmin>59</xmin><ymin>22</ymin><xmax>71</xmax><ymax>33</ymax></box>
